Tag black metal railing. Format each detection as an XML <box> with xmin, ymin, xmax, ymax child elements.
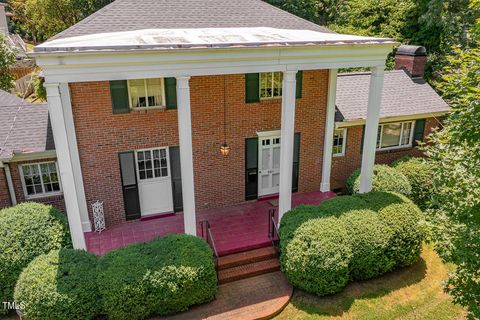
<box><xmin>268</xmin><ymin>208</ymin><xmax>280</xmax><ymax>250</ymax></box>
<box><xmin>200</xmin><ymin>220</ymin><xmax>219</xmax><ymax>278</ymax></box>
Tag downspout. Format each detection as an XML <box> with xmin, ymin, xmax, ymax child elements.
<box><xmin>4</xmin><ymin>163</ymin><xmax>17</xmax><ymax>206</ymax></box>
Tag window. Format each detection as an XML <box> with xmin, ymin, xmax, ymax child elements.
<box><xmin>333</xmin><ymin>128</ymin><xmax>347</xmax><ymax>156</ymax></box>
<box><xmin>136</xmin><ymin>148</ymin><xmax>169</xmax><ymax>180</ymax></box>
<box><xmin>128</xmin><ymin>78</ymin><xmax>165</xmax><ymax>109</ymax></box>
<box><xmin>20</xmin><ymin>162</ymin><xmax>61</xmax><ymax>198</ymax></box>
<box><xmin>377</xmin><ymin>121</ymin><xmax>414</xmax><ymax>150</ymax></box>
<box><xmin>260</xmin><ymin>72</ymin><xmax>283</xmax><ymax>99</ymax></box>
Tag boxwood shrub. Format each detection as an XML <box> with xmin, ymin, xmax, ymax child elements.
<box><xmin>346</xmin><ymin>164</ymin><xmax>412</xmax><ymax>196</ymax></box>
<box><xmin>392</xmin><ymin>157</ymin><xmax>433</xmax><ymax>209</ymax></box>
<box><xmin>379</xmin><ymin>202</ymin><xmax>424</xmax><ymax>267</ymax></box>
<box><xmin>14</xmin><ymin>249</ymin><xmax>100</xmax><ymax>320</ymax></box>
<box><xmin>355</xmin><ymin>191</ymin><xmax>412</xmax><ymax>212</ymax></box>
<box><xmin>0</xmin><ymin>203</ymin><xmax>71</xmax><ymax>308</ymax></box>
<box><xmin>97</xmin><ymin>234</ymin><xmax>217</xmax><ymax>320</ymax></box>
<box><xmin>340</xmin><ymin>209</ymin><xmax>394</xmax><ymax>280</ymax></box>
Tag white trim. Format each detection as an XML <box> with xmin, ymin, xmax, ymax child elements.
<box><xmin>7</xmin><ymin>150</ymin><xmax>57</xmax><ymax>162</ymax></box>
<box><xmin>19</xmin><ymin>161</ymin><xmax>63</xmax><ymax>199</ymax></box>
<box><xmin>4</xmin><ymin>164</ymin><xmax>17</xmax><ymax>205</ymax></box>
<box><xmin>256</xmin><ymin>130</ymin><xmax>281</xmax><ymax>138</ymax></box>
<box><xmin>335</xmin><ymin>111</ymin><xmax>447</xmax><ymax>128</ymax></box>
<box><xmin>320</xmin><ymin>69</ymin><xmax>337</xmax><ymax>192</ymax></box>
<box><xmin>376</xmin><ymin>121</ymin><xmax>415</xmax><ymax>151</ymax></box>
<box><xmin>333</xmin><ymin>128</ymin><xmax>347</xmax><ymax>157</ymax></box>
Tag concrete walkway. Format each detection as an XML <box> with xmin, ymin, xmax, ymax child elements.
<box><xmin>157</xmin><ymin>271</ymin><xmax>293</xmax><ymax>320</ymax></box>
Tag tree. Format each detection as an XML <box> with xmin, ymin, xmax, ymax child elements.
<box><xmin>425</xmin><ymin>42</ymin><xmax>480</xmax><ymax>318</ymax></box>
<box><xmin>0</xmin><ymin>34</ymin><xmax>16</xmax><ymax>91</ymax></box>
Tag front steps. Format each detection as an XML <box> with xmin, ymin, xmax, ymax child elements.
<box><xmin>217</xmin><ymin>246</ymin><xmax>280</xmax><ymax>284</ymax></box>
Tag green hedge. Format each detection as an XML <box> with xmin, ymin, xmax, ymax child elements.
<box><xmin>281</xmin><ymin>216</ymin><xmax>352</xmax><ymax>296</ymax></box>
<box><xmin>14</xmin><ymin>249</ymin><xmax>100</xmax><ymax>320</ymax></box>
<box><xmin>379</xmin><ymin>203</ymin><xmax>424</xmax><ymax>267</ymax></box>
<box><xmin>0</xmin><ymin>203</ymin><xmax>71</xmax><ymax>308</ymax></box>
<box><xmin>392</xmin><ymin>157</ymin><xmax>433</xmax><ymax>209</ymax></box>
<box><xmin>346</xmin><ymin>164</ymin><xmax>412</xmax><ymax>196</ymax></box>
<box><xmin>340</xmin><ymin>210</ymin><xmax>394</xmax><ymax>280</ymax></box>
<box><xmin>279</xmin><ymin>192</ymin><xmax>423</xmax><ymax>295</ymax></box>
<box><xmin>97</xmin><ymin>234</ymin><xmax>217</xmax><ymax>320</ymax></box>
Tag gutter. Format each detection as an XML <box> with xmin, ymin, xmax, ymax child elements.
<box><xmin>8</xmin><ymin>150</ymin><xmax>57</xmax><ymax>162</ymax></box>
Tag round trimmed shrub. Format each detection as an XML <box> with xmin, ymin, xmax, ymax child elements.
<box><xmin>393</xmin><ymin>157</ymin><xmax>433</xmax><ymax>209</ymax></box>
<box><xmin>346</xmin><ymin>164</ymin><xmax>412</xmax><ymax>196</ymax></box>
<box><xmin>354</xmin><ymin>191</ymin><xmax>412</xmax><ymax>212</ymax></box>
<box><xmin>0</xmin><ymin>203</ymin><xmax>71</xmax><ymax>307</ymax></box>
<box><xmin>379</xmin><ymin>202</ymin><xmax>424</xmax><ymax>267</ymax></box>
<box><xmin>97</xmin><ymin>234</ymin><xmax>217</xmax><ymax>320</ymax></box>
<box><xmin>317</xmin><ymin>195</ymin><xmax>368</xmax><ymax>216</ymax></box>
<box><xmin>340</xmin><ymin>210</ymin><xmax>394</xmax><ymax>280</ymax></box>
<box><xmin>14</xmin><ymin>249</ymin><xmax>100</xmax><ymax>320</ymax></box>
<box><xmin>280</xmin><ymin>216</ymin><xmax>352</xmax><ymax>296</ymax></box>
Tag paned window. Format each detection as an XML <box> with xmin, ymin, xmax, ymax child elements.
<box><xmin>377</xmin><ymin>121</ymin><xmax>414</xmax><ymax>150</ymax></box>
<box><xmin>136</xmin><ymin>148</ymin><xmax>169</xmax><ymax>180</ymax></box>
<box><xmin>128</xmin><ymin>78</ymin><xmax>165</xmax><ymax>109</ymax></box>
<box><xmin>21</xmin><ymin>162</ymin><xmax>61</xmax><ymax>197</ymax></box>
<box><xmin>333</xmin><ymin>128</ymin><xmax>347</xmax><ymax>156</ymax></box>
<box><xmin>260</xmin><ymin>72</ymin><xmax>283</xmax><ymax>99</ymax></box>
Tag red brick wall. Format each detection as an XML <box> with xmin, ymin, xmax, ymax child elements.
<box><xmin>395</xmin><ymin>55</ymin><xmax>427</xmax><ymax>78</ymax></box>
<box><xmin>330</xmin><ymin>117</ymin><xmax>441</xmax><ymax>190</ymax></box>
<box><xmin>70</xmin><ymin>71</ymin><xmax>329</xmax><ymax>227</ymax></box>
<box><xmin>0</xmin><ymin>168</ymin><xmax>12</xmax><ymax>209</ymax></box>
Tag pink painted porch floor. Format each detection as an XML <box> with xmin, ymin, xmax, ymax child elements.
<box><xmin>85</xmin><ymin>191</ymin><xmax>335</xmax><ymax>256</ymax></box>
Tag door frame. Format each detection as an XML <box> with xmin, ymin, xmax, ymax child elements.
<box><xmin>257</xmin><ymin>130</ymin><xmax>281</xmax><ymax>197</ymax></box>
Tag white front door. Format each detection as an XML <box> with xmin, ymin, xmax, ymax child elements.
<box><xmin>135</xmin><ymin>147</ymin><xmax>174</xmax><ymax>216</ymax></box>
<box><xmin>258</xmin><ymin>134</ymin><xmax>281</xmax><ymax>197</ymax></box>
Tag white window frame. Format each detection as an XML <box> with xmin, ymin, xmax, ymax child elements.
<box><xmin>20</xmin><ymin>161</ymin><xmax>63</xmax><ymax>199</ymax></box>
<box><xmin>134</xmin><ymin>147</ymin><xmax>171</xmax><ymax>182</ymax></box>
<box><xmin>127</xmin><ymin>78</ymin><xmax>166</xmax><ymax>110</ymax></box>
<box><xmin>333</xmin><ymin>128</ymin><xmax>347</xmax><ymax>157</ymax></box>
<box><xmin>259</xmin><ymin>72</ymin><xmax>283</xmax><ymax>100</ymax></box>
<box><xmin>376</xmin><ymin>121</ymin><xmax>415</xmax><ymax>151</ymax></box>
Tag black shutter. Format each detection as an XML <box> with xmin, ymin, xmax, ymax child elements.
<box><xmin>413</xmin><ymin>119</ymin><xmax>426</xmax><ymax>146</ymax></box>
<box><xmin>110</xmin><ymin>80</ymin><xmax>130</xmax><ymax>114</ymax></box>
<box><xmin>245</xmin><ymin>137</ymin><xmax>258</xmax><ymax>200</ymax></box>
<box><xmin>360</xmin><ymin>125</ymin><xmax>366</xmax><ymax>154</ymax></box>
<box><xmin>169</xmin><ymin>146</ymin><xmax>183</xmax><ymax>212</ymax></box>
<box><xmin>296</xmin><ymin>71</ymin><xmax>303</xmax><ymax>99</ymax></box>
<box><xmin>165</xmin><ymin>78</ymin><xmax>177</xmax><ymax>109</ymax></box>
<box><xmin>245</xmin><ymin>73</ymin><xmax>260</xmax><ymax>103</ymax></box>
<box><xmin>119</xmin><ymin>152</ymin><xmax>141</xmax><ymax>220</ymax></box>
<box><xmin>292</xmin><ymin>133</ymin><xmax>301</xmax><ymax>192</ymax></box>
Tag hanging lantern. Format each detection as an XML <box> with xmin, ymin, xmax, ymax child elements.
<box><xmin>220</xmin><ymin>142</ymin><xmax>231</xmax><ymax>157</ymax></box>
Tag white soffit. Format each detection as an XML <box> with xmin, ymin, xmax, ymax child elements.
<box><xmin>35</xmin><ymin>27</ymin><xmax>393</xmax><ymax>53</ymax></box>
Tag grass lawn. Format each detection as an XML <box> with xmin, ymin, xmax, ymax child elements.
<box><xmin>275</xmin><ymin>245</ymin><xmax>466</xmax><ymax>320</ymax></box>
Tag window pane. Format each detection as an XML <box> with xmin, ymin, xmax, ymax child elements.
<box><xmin>139</xmin><ymin>171</ymin><xmax>146</xmax><ymax>180</ymax></box>
<box><xmin>23</xmin><ymin>165</ymin><xmax>31</xmax><ymax>175</ymax></box>
<box><xmin>40</xmin><ymin>163</ymin><xmax>49</xmax><ymax>174</ymax></box>
<box><xmin>401</xmin><ymin>122</ymin><xmax>412</xmax><ymax>145</ymax></box>
<box><xmin>34</xmin><ymin>185</ymin><xmax>43</xmax><ymax>193</ymax></box>
<box><xmin>154</xmin><ymin>169</ymin><xmax>161</xmax><ymax>177</ymax></box>
<box><xmin>381</xmin><ymin>123</ymin><xmax>401</xmax><ymax>148</ymax></box>
<box><xmin>48</xmin><ymin>163</ymin><xmax>57</xmax><ymax>172</ymax></box>
<box><xmin>161</xmin><ymin>168</ymin><xmax>168</xmax><ymax>176</ymax></box>
<box><xmin>273</xmin><ymin>72</ymin><xmax>283</xmax><ymax>97</ymax></box>
<box><xmin>129</xmin><ymin>79</ymin><xmax>147</xmax><ymax>108</ymax></box>
<box><xmin>52</xmin><ymin>183</ymin><xmax>60</xmax><ymax>191</ymax></box>
<box><xmin>146</xmin><ymin>78</ymin><xmax>163</xmax><ymax>107</ymax></box>
<box><xmin>260</xmin><ymin>73</ymin><xmax>270</xmax><ymax>98</ymax></box>
<box><xmin>26</xmin><ymin>185</ymin><xmax>34</xmax><ymax>195</ymax></box>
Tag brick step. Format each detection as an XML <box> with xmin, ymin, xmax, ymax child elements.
<box><xmin>217</xmin><ymin>246</ymin><xmax>278</xmax><ymax>270</ymax></box>
<box><xmin>218</xmin><ymin>258</ymin><xmax>280</xmax><ymax>284</ymax></box>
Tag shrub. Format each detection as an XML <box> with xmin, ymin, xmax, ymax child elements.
<box><xmin>317</xmin><ymin>195</ymin><xmax>368</xmax><ymax>216</ymax></box>
<box><xmin>392</xmin><ymin>157</ymin><xmax>434</xmax><ymax>209</ymax></box>
<box><xmin>354</xmin><ymin>191</ymin><xmax>412</xmax><ymax>212</ymax></box>
<box><xmin>281</xmin><ymin>216</ymin><xmax>352</xmax><ymax>296</ymax></box>
<box><xmin>379</xmin><ymin>202</ymin><xmax>424</xmax><ymax>267</ymax></box>
<box><xmin>0</xmin><ymin>203</ymin><xmax>71</xmax><ymax>308</ymax></box>
<box><xmin>340</xmin><ymin>210</ymin><xmax>394</xmax><ymax>280</ymax></box>
<box><xmin>346</xmin><ymin>164</ymin><xmax>412</xmax><ymax>196</ymax></box>
<box><xmin>97</xmin><ymin>234</ymin><xmax>217</xmax><ymax>320</ymax></box>
<box><xmin>14</xmin><ymin>249</ymin><xmax>100</xmax><ymax>320</ymax></box>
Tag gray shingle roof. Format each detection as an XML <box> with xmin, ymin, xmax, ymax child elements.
<box><xmin>336</xmin><ymin>70</ymin><xmax>450</xmax><ymax>122</ymax></box>
<box><xmin>0</xmin><ymin>89</ymin><xmax>24</xmax><ymax>106</ymax></box>
<box><xmin>50</xmin><ymin>0</ymin><xmax>331</xmax><ymax>41</ymax></box>
<box><xmin>0</xmin><ymin>94</ymin><xmax>53</xmax><ymax>161</ymax></box>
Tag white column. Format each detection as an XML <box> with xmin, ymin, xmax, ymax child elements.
<box><xmin>59</xmin><ymin>83</ymin><xmax>92</xmax><ymax>232</ymax></box>
<box><xmin>44</xmin><ymin>83</ymin><xmax>86</xmax><ymax>249</ymax></box>
<box><xmin>320</xmin><ymin>69</ymin><xmax>338</xmax><ymax>192</ymax></box>
<box><xmin>278</xmin><ymin>71</ymin><xmax>297</xmax><ymax>221</ymax></box>
<box><xmin>176</xmin><ymin>76</ymin><xmax>197</xmax><ymax>236</ymax></box>
<box><xmin>4</xmin><ymin>164</ymin><xmax>17</xmax><ymax>205</ymax></box>
<box><xmin>359</xmin><ymin>66</ymin><xmax>385</xmax><ymax>193</ymax></box>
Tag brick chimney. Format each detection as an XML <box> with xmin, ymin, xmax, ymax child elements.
<box><xmin>0</xmin><ymin>4</ymin><xmax>8</xmax><ymax>36</ymax></box>
<box><xmin>395</xmin><ymin>45</ymin><xmax>427</xmax><ymax>78</ymax></box>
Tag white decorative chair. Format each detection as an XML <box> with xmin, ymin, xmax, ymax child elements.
<box><xmin>92</xmin><ymin>201</ymin><xmax>106</xmax><ymax>233</ymax></box>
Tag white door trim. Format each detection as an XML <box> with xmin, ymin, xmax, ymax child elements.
<box><xmin>257</xmin><ymin>131</ymin><xmax>282</xmax><ymax>197</ymax></box>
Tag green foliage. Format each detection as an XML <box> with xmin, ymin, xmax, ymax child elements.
<box><xmin>14</xmin><ymin>249</ymin><xmax>100</xmax><ymax>320</ymax></box>
<box><xmin>392</xmin><ymin>157</ymin><xmax>434</xmax><ymax>209</ymax></box>
<box><xmin>340</xmin><ymin>209</ymin><xmax>394</xmax><ymax>280</ymax></box>
<box><xmin>0</xmin><ymin>34</ymin><xmax>16</xmax><ymax>91</ymax></box>
<box><xmin>0</xmin><ymin>202</ymin><xmax>72</xmax><ymax>310</ymax></box>
<box><xmin>280</xmin><ymin>192</ymin><xmax>423</xmax><ymax>296</ymax></box>
<box><xmin>33</xmin><ymin>73</ymin><xmax>46</xmax><ymax>100</ymax></box>
<box><xmin>97</xmin><ymin>234</ymin><xmax>217</xmax><ymax>320</ymax></box>
<box><xmin>281</xmin><ymin>216</ymin><xmax>352</xmax><ymax>296</ymax></box>
<box><xmin>346</xmin><ymin>164</ymin><xmax>412</xmax><ymax>196</ymax></box>
<box><xmin>266</xmin><ymin>0</ymin><xmax>340</xmax><ymax>25</ymax></box>
<box><xmin>379</xmin><ymin>203</ymin><xmax>424</xmax><ymax>267</ymax></box>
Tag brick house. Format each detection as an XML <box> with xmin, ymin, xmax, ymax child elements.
<box><xmin>2</xmin><ymin>0</ymin><xmax>449</xmax><ymax>254</ymax></box>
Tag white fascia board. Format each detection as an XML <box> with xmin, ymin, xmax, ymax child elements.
<box><xmin>7</xmin><ymin>150</ymin><xmax>57</xmax><ymax>162</ymax></box>
<box><xmin>35</xmin><ymin>43</ymin><xmax>395</xmax><ymax>83</ymax></box>
<box><xmin>335</xmin><ymin>111</ymin><xmax>449</xmax><ymax>128</ymax></box>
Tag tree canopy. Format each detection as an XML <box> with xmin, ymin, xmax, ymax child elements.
<box><xmin>0</xmin><ymin>34</ymin><xmax>16</xmax><ymax>91</ymax></box>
